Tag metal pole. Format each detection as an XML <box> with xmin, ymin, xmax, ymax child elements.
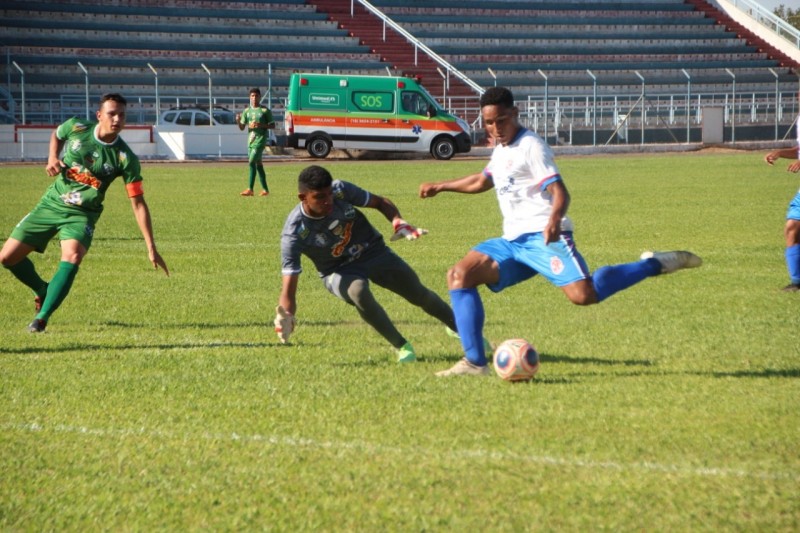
<box><xmin>437</xmin><ymin>67</ymin><xmax>446</xmax><ymax>103</ymax></box>
<box><xmin>635</xmin><ymin>70</ymin><xmax>645</xmax><ymax>145</ymax></box>
<box><xmin>201</xmin><ymin>63</ymin><xmax>212</xmax><ymax>126</ymax></box>
<box><xmin>12</xmin><ymin>61</ymin><xmax>25</xmax><ymax>125</ymax></box>
<box><xmin>537</xmin><ymin>69</ymin><xmax>548</xmax><ymax>144</ymax></box>
<box><xmin>587</xmin><ymin>69</ymin><xmax>596</xmax><ymax>146</ymax></box>
<box><xmin>726</xmin><ymin>68</ymin><xmax>736</xmax><ymax>143</ymax></box>
<box><xmin>148</xmin><ymin>63</ymin><xmax>159</xmax><ymax>125</ymax></box>
<box><xmin>488</xmin><ymin>67</ymin><xmax>497</xmax><ymax>87</ymax></box>
<box><xmin>768</xmin><ymin>67</ymin><xmax>779</xmax><ymax>141</ymax></box>
<box><xmin>77</xmin><ymin>61</ymin><xmax>89</xmax><ymax>119</ymax></box>
<box><xmin>267</xmin><ymin>63</ymin><xmax>272</xmax><ymax>109</ymax></box>
<box><xmin>682</xmin><ymin>69</ymin><xmax>691</xmax><ymax>143</ymax></box>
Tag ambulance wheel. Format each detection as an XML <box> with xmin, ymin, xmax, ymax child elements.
<box><xmin>307</xmin><ymin>136</ymin><xmax>332</xmax><ymax>158</ymax></box>
<box><xmin>431</xmin><ymin>137</ymin><xmax>455</xmax><ymax>160</ymax></box>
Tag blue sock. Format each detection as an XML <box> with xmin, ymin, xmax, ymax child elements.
<box><xmin>786</xmin><ymin>244</ymin><xmax>800</xmax><ymax>284</ymax></box>
<box><xmin>593</xmin><ymin>259</ymin><xmax>661</xmax><ymax>302</ymax></box>
<box><xmin>449</xmin><ymin>288</ymin><xmax>487</xmax><ymax>366</ymax></box>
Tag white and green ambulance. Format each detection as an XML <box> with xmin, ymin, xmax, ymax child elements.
<box><xmin>285</xmin><ymin>73</ymin><xmax>471</xmax><ymax>160</ymax></box>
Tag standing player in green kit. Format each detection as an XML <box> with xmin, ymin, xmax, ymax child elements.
<box><xmin>0</xmin><ymin>93</ymin><xmax>169</xmax><ymax>333</ymax></box>
<box><xmin>237</xmin><ymin>87</ymin><xmax>275</xmax><ymax>197</ymax></box>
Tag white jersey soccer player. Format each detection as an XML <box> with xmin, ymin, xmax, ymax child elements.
<box><xmin>419</xmin><ymin>86</ymin><xmax>702</xmax><ymax>377</ymax></box>
<box><xmin>485</xmin><ymin>127</ymin><xmax>573</xmax><ymax>240</ymax></box>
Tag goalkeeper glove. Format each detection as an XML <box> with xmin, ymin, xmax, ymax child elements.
<box><xmin>274</xmin><ymin>305</ymin><xmax>296</xmax><ymax>344</ymax></box>
<box><xmin>390</xmin><ymin>218</ymin><xmax>428</xmax><ymax>241</ymax></box>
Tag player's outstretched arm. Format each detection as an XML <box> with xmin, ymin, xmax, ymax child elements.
<box><xmin>764</xmin><ymin>148</ymin><xmax>799</xmax><ymax>166</ymax></box>
<box><xmin>130</xmin><ymin>194</ymin><xmax>169</xmax><ymax>276</ymax></box>
<box><xmin>419</xmin><ymin>171</ymin><xmax>492</xmax><ymax>198</ymax></box>
<box><xmin>368</xmin><ymin>195</ymin><xmax>428</xmax><ymax>241</ymax></box>
<box><xmin>276</xmin><ymin>275</ymin><xmax>299</xmax><ymax>343</ymax></box>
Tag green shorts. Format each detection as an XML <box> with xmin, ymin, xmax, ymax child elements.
<box><xmin>248</xmin><ymin>142</ymin><xmax>266</xmax><ymax>164</ymax></box>
<box><xmin>10</xmin><ymin>201</ymin><xmax>98</xmax><ymax>253</ymax></box>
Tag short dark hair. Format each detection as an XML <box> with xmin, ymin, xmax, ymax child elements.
<box><xmin>99</xmin><ymin>93</ymin><xmax>127</xmax><ymax>106</ymax></box>
<box><xmin>249</xmin><ymin>88</ymin><xmax>261</xmax><ymax>95</ymax></box>
<box><xmin>480</xmin><ymin>87</ymin><xmax>514</xmax><ymax>109</ymax></box>
<box><xmin>298</xmin><ymin>165</ymin><xmax>333</xmax><ymax>192</ymax></box>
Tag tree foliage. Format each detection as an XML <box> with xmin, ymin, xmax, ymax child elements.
<box><xmin>773</xmin><ymin>5</ymin><xmax>800</xmax><ymax>30</ymax></box>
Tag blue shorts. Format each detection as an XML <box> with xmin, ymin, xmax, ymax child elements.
<box><xmin>474</xmin><ymin>232</ymin><xmax>591</xmax><ymax>293</ymax></box>
<box><xmin>787</xmin><ymin>189</ymin><xmax>800</xmax><ymax>221</ymax></box>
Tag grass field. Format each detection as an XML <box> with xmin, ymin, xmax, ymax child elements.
<box><xmin>1</xmin><ymin>152</ymin><xmax>799</xmax><ymax>531</ymax></box>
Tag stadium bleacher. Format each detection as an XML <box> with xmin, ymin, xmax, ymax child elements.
<box><xmin>1</xmin><ymin>0</ymin><xmax>797</xmax><ymax>142</ymax></box>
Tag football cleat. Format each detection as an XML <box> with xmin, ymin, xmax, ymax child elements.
<box><xmin>240</xmin><ymin>189</ymin><xmax>254</xmax><ymax>196</ymax></box>
<box><xmin>640</xmin><ymin>250</ymin><xmax>702</xmax><ymax>274</ymax></box>
<box><xmin>781</xmin><ymin>283</ymin><xmax>800</xmax><ymax>292</ymax></box>
<box><xmin>396</xmin><ymin>341</ymin><xmax>417</xmax><ymax>363</ymax></box>
<box><xmin>435</xmin><ymin>357</ymin><xmax>491</xmax><ymax>377</ymax></box>
<box><xmin>27</xmin><ymin>318</ymin><xmax>47</xmax><ymax>333</ymax></box>
<box><xmin>259</xmin><ymin>190</ymin><xmax>269</xmax><ymax>197</ymax></box>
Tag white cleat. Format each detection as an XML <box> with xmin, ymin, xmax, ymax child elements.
<box><xmin>435</xmin><ymin>357</ymin><xmax>491</xmax><ymax>377</ymax></box>
<box><xmin>641</xmin><ymin>250</ymin><xmax>702</xmax><ymax>274</ymax></box>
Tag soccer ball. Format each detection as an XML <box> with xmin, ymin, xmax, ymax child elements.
<box><xmin>493</xmin><ymin>338</ymin><xmax>540</xmax><ymax>382</ymax></box>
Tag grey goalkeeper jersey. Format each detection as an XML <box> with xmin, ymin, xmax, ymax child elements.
<box><xmin>280</xmin><ymin>180</ymin><xmax>387</xmax><ymax>277</ymax></box>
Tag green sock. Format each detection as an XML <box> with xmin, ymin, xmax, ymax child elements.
<box><xmin>248</xmin><ymin>164</ymin><xmax>257</xmax><ymax>189</ymax></box>
<box><xmin>7</xmin><ymin>257</ymin><xmax>48</xmax><ymax>296</ymax></box>
<box><xmin>37</xmin><ymin>261</ymin><xmax>79</xmax><ymax>321</ymax></box>
<box><xmin>257</xmin><ymin>165</ymin><xmax>268</xmax><ymax>191</ymax></box>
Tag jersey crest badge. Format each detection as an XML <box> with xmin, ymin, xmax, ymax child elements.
<box><xmin>550</xmin><ymin>256</ymin><xmax>564</xmax><ymax>275</ymax></box>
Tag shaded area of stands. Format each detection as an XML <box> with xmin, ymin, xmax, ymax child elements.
<box><xmin>1</xmin><ymin>0</ymin><xmax>797</xmax><ymax>139</ymax></box>
<box><xmin>0</xmin><ymin>0</ymin><xmax>392</xmax><ymax>124</ymax></box>
<box><xmin>351</xmin><ymin>0</ymin><xmax>797</xmax><ymax>97</ymax></box>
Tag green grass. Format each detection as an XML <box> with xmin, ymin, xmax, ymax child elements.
<box><xmin>1</xmin><ymin>153</ymin><xmax>799</xmax><ymax>531</ymax></box>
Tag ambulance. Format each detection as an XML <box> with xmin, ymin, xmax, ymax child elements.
<box><xmin>285</xmin><ymin>73</ymin><xmax>471</xmax><ymax>160</ymax></box>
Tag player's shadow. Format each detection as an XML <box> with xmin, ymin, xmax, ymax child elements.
<box><xmin>540</xmin><ymin>353</ymin><xmax>655</xmax><ymax>367</ymax></box>
<box><xmin>707</xmin><ymin>368</ymin><xmax>800</xmax><ymax>379</ymax></box>
<box><xmin>0</xmin><ymin>340</ymin><xmax>282</xmax><ymax>356</ymax></box>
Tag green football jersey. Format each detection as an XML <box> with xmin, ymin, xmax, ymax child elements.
<box><xmin>42</xmin><ymin>117</ymin><xmax>142</xmax><ymax>214</ymax></box>
<box><xmin>240</xmin><ymin>105</ymin><xmax>274</xmax><ymax>147</ymax></box>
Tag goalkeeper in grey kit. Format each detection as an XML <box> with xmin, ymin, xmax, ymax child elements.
<box><xmin>274</xmin><ymin>165</ymin><xmax>458</xmax><ymax>362</ymax></box>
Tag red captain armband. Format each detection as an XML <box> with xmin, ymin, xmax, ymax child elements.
<box><xmin>126</xmin><ymin>181</ymin><xmax>144</xmax><ymax>198</ymax></box>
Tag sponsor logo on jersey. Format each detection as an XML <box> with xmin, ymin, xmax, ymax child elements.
<box><xmin>60</xmin><ymin>191</ymin><xmax>83</xmax><ymax>206</ymax></box>
<box><xmin>65</xmin><ymin>166</ymin><xmax>103</xmax><ymax>189</ymax></box>
<box><xmin>70</xmin><ymin>140</ymin><xmax>82</xmax><ymax>152</ymax></box>
<box><xmin>343</xmin><ymin>205</ymin><xmax>355</xmax><ymax>220</ymax></box>
<box><xmin>119</xmin><ymin>151</ymin><xmax>128</xmax><ymax>163</ymax></box>
<box><xmin>314</xmin><ymin>233</ymin><xmax>328</xmax><ymax>247</ymax></box>
<box><xmin>298</xmin><ymin>223</ymin><xmax>309</xmax><ymax>239</ymax></box>
<box><xmin>329</xmin><ymin>220</ymin><xmax>343</xmax><ymax>236</ymax></box>
<box><xmin>496</xmin><ymin>177</ymin><xmax>515</xmax><ymax>196</ymax></box>
<box><xmin>331</xmin><ymin>221</ymin><xmax>354</xmax><ymax>257</ymax></box>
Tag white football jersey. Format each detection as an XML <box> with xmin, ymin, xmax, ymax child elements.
<box><xmin>484</xmin><ymin>128</ymin><xmax>574</xmax><ymax>240</ymax></box>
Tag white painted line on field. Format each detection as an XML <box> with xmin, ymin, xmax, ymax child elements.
<box><xmin>4</xmin><ymin>421</ymin><xmax>798</xmax><ymax>482</ymax></box>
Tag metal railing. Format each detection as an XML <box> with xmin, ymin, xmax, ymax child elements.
<box><xmin>722</xmin><ymin>0</ymin><xmax>800</xmax><ymax>48</ymax></box>
<box><xmin>347</xmin><ymin>0</ymin><xmax>484</xmax><ymax>98</ymax></box>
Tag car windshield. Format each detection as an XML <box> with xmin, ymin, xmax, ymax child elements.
<box><xmin>213</xmin><ymin>111</ymin><xmax>236</xmax><ymax>125</ymax></box>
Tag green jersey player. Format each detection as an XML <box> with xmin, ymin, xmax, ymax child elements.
<box><xmin>237</xmin><ymin>87</ymin><xmax>275</xmax><ymax>196</ymax></box>
<box><xmin>0</xmin><ymin>93</ymin><xmax>169</xmax><ymax>333</ymax></box>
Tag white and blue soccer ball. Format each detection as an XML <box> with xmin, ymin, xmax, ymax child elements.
<box><xmin>493</xmin><ymin>338</ymin><xmax>540</xmax><ymax>382</ymax></box>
